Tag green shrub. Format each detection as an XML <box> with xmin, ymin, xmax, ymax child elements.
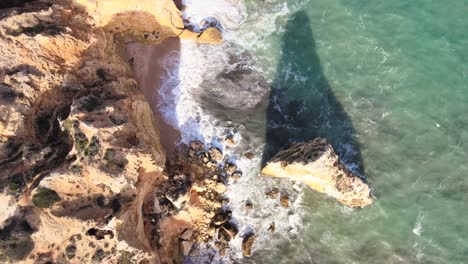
<box><xmin>32</xmin><ymin>187</ymin><xmax>60</xmax><ymax>208</ymax></box>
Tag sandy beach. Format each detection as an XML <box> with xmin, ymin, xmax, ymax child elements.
<box><xmin>126</xmin><ymin>38</ymin><xmax>182</xmax><ymax>154</ymax></box>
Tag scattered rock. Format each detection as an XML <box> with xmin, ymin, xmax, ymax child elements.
<box><xmin>214</xmin><ymin>240</ymin><xmax>229</xmax><ymax>256</ymax></box>
<box><xmin>280</xmin><ymin>194</ymin><xmax>289</xmax><ymax>208</ymax></box>
<box><xmin>242</xmin><ymin>233</ymin><xmax>256</xmax><ymax>257</ymax></box>
<box><xmin>265</xmin><ymin>188</ymin><xmax>279</xmax><ymax>199</ymax></box>
<box><xmin>221</xmin><ymin>197</ymin><xmax>230</xmax><ymax>206</ymax></box>
<box><xmin>244</xmin><ymin>152</ymin><xmax>254</xmax><ymax>160</ymax></box>
<box><xmin>209</xmin><ymin>147</ymin><xmax>223</xmax><ymax>162</ymax></box>
<box><xmin>224</xmin><ymin>163</ymin><xmax>237</xmax><ymax>174</ymax></box>
<box><xmin>245</xmin><ymin>201</ymin><xmax>253</xmax><ymax>212</ymax></box>
<box><xmin>261</xmin><ymin>138</ymin><xmax>373</xmax><ymax>208</ymax></box>
<box><xmin>267</xmin><ymin>222</ymin><xmax>276</xmax><ymax>233</ymax></box>
<box><xmin>179</xmin><ymin>229</ymin><xmax>193</xmax><ymax>241</ymax></box>
<box><xmin>189</xmin><ymin>140</ymin><xmax>204</xmax><ymax>152</ymax></box>
<box><xmin>224</xmin><ymin>135</ymin><xmax>235</xmax><ymax>147</ymax></box>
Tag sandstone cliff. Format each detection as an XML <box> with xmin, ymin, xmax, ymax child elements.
<box><xmin>0</xmin><ymin>0</ymin><xmax>222</xmax><ymax>263</ymax></box>
<box><xmin>261</xmin><ymin>138</ymin><xmax>373</xmax><ymax>208</ymax></box>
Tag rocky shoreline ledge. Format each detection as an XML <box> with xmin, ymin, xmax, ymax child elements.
<box><xmin>262</xmin><ymin>138</ymin><xmax>373</xmax><ymax>208</ymax></box>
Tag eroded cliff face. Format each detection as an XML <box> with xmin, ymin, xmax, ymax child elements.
<box><xmin>0</xmin><ymin>0</ymin><xmax>221</xmax><ymax>263</ymax></box>
<box><xmin>261</xmin><ymin>138</ymin><xmax>373</xmax><ymax>208</ymax></box>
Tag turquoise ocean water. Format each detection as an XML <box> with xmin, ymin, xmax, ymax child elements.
<box><xmin>230</xmin><ymin>0</ymin><xmax>468</xmax><ymax>263</ymax></box>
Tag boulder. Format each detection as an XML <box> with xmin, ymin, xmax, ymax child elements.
<box><xmin>242</xmin><ymin>233</ymin><xmax>256</xmax><ymax>257</ymax></box>
<box><xmin>209</xmin><ymin>147</ymin><xmax>223</xmax><ymax>162</ymax></box>
<box><xmin>261</xmin><ymin>138</ymin><xmax>373</xmax><ymax>208</ymax></box>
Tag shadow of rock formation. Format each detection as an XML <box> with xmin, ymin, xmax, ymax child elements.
<box><xmin>262</xmin><ymin>11</ymin><xmax>364</xmax><ymax>175</ymax></box>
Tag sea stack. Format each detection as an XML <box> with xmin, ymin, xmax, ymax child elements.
<box><xmin>261</xmin><ymin>138</ymin><xmax>373</xmax><ymax>208</ymax></box>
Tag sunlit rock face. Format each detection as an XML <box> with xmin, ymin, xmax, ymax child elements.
<box><xmin>0</xmin><ymin>0</ymin><xmax>223</xmax><ymax>263</ymax></box>
<box><xmin>261</xmin><ymin>138</ymin><xmax>373</xmax><ymax>208</ymax></box>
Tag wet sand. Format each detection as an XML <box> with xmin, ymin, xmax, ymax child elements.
<box><xmin>126</xmin><ymin>38</ymin><xmax>181</xmax><ymax>154</ymax></box>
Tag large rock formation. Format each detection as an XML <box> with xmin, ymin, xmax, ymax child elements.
<box><xmin>261</xmin><ymin>138</ymin><xmax>373</xmax><ymax>208</ymax></box>
<box><xmin>0</xmin><ymin>0</ymin><xmax>223</xmax><ymax>263</ymax></box>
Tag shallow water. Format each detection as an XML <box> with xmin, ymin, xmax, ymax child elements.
<box><xmin>161</xmin><ymin>0</ymin><xmax>468</xmax><ymax>263</ymax></box>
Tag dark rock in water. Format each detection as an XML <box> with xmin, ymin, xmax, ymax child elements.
<box><xmin>261</xmin><ymin>138</ymin><xmax>373</xmax><ymax>208</ymax></box>
<box><xmin>198</xmin><ymin>52</ymin><xmax>269</xmax><ymax>111</ymax></box>
<box><xmin>200</xmin><ymin>17</ymin><xmax>223</xmax><ymax>32</ymax></box>
<box><xmin>267</xmin><ymin>222</ymin><xmax>276</xmax><ymax>233</ymax></box>
<box><xmin>242</xmin><ymin>232</ymin><xmax>256</xmax><ymax>257</ymax></box>
<box><xmin>245</xmin><ymin>200</ymin><xmax>253</xmax><ymax>212</ymax></box>
<box><xmin>231</xmin><ymin>171</ymin><xmax>242</xmax><ymax>182</ymax></box>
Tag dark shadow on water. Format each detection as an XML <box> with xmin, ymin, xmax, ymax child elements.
<box><xmin>262</xmin><ymin>11</ymin><xmax>365</xmax><ymax>174</ymax></box>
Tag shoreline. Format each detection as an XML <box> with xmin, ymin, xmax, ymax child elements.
<box><xmin>126</xmin><ymin>38</ymin><xmax>182</xmax><ymax>154</ymax></box>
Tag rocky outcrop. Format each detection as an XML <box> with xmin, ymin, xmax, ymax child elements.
<box><xmin>261</xmin><ymin>138</ymin><xmax>373</xmax><ymax>208</ymax></box>
<box><xmin>0</xmin><ymin>0</ymin><xmax>223</xmax><ymax>263</ymax></box>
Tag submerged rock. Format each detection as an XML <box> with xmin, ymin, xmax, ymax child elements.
<box><xmin>261</xmin><ymin>138</ymin><xmax>373</xmax><ymax>208</ymax></box>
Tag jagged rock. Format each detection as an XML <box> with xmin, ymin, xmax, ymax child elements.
<box><xmin>209</xmin><ymin>147</ymin><xmax>223</xmax><ymax>162</ymax></box>
<box><xmin>179</xmin><ymin>229</ymin><xmax>193</xmax><ymax>240</ymax></box>
<box><xmin>261</xmin><ymin>138</ymin><xmax>373</xmax><ymax>208</ymax></box>
<box><xmin>242</xmin><ymin>233</ymin><xmax>256</xmax><ymax>257</ymax></box>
